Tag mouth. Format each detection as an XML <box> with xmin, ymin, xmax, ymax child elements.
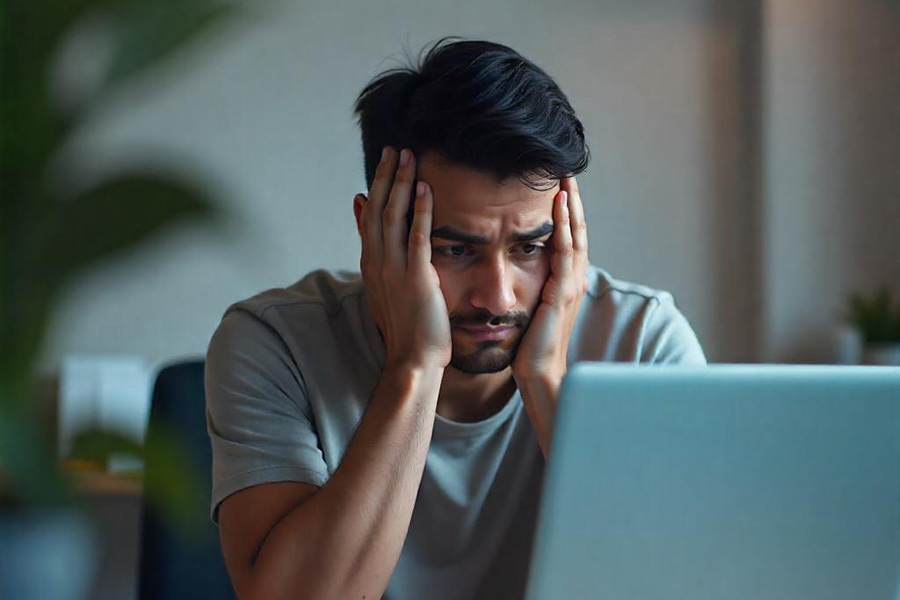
<box><xmin>454</xmin><ymin>324</ymin><xmax>517</xmax><ymax>342</ymax></box>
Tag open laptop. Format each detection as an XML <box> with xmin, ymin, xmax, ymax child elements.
<box><xmin>526</xmin><ymin>364</ymin><xmax>900</xmax><ymax>600</ymax></box>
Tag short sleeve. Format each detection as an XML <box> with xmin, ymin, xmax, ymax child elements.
<box><xmin>639</xmin><ymin>294</ymin><xmax>708</xmax><ymax>365</ymax></box>
<box><xmin>205</xmin><ymin>308</ymin><xmax>329</xmax><ymax>523</ymax></box>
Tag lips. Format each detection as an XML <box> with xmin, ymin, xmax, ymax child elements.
<box><xmin>455</xmin><ymin>324</ymin><xmax>516</xmax><ymax>342</ymax></box>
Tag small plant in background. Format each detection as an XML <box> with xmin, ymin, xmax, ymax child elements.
<box><xmin>1</xmin><ymin>0</ymin><xmax>237</xmax><ymax>517</ymax></box>
<box><xmin>846</xmin><ymin>286</ymin><xmax>900</xmax><ymax>345</ymax></box>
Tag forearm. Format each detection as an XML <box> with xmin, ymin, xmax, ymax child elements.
<box><xmin>246</xmin><ymin>364</ymin><xmax>444</xmax><ymax>600</ymax></box>
<box><xmin>518</xmin><ymin>373</ymin><xmax>561</xmax><ymax>457</ymax></box>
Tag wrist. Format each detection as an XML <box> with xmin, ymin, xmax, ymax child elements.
<box><xmin>514</xmin><ymin>367</ymin><xmax>565</xmax><ymax>393</ymax></box>
<box><xmin>384</xmin><ymin>347</ymin><xmax>448</xmax><ymax>377</ymax></box>
<box><xmin>382</xmin><ymin>361</ymin><xmax>445</xmax><ymax>394</ymax></box>
<box><xmin>515</xmin><ymin>372</ymin><xmax>562</xmax><ymax>458</ymax></box>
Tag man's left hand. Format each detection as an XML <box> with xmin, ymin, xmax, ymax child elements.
<box><xmin>512</xmin><ymin>177</ymin><xmax>588</xmax><ymax>456</ymax></box>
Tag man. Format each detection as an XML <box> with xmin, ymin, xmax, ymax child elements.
<box><xmin>206</xmin><ymin>38</ymin><xmax>705</xmax><ymax>600</ymax></box>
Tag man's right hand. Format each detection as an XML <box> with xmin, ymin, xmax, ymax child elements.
<box><xmin>354</xmin><ymin>147</ymin><xmax>451</xmax><ymax>372</ymax></box>
<box><xmin>220</xmin><ymin>147</ymin><xmax>450</xmax><ymax>600</ymax></box>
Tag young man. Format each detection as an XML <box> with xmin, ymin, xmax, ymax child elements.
<box><xmin>206</xmin><ymin>39</ymin><xmax>705</xmax><ymax>600</ymax></box>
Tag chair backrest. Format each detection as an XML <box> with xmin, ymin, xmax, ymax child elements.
<box><xmin>138</xmin><ymin>360</ymin><xmax>235</xmax><ymax>600</ymax></box>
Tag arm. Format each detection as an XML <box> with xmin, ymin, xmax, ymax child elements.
<box><xmin>217</xmin><ymin>147</ymin><xmax>451</xmax><ymax>600</ymax></box>
<box><xmin>220</xmin><ymin>363</ymin><xmax>443</xmax><ymax>600</ymax></box>
<box><xmin>513</xmin><ymin>177</ymin><xmax>589</xmax><ymax>457</ymax></box>
<box><xmin>513</xmin><ymin>177</ymin><xmax>707</xmax><ymax>455</ymax></box>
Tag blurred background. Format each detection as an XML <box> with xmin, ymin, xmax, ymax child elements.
<box><xmin>3</xmin><ymin>0</ymin><xmax>899</xmax><ymax>598</ymax></box>
<box><xmin>39</xmin><ymin>0</ymin><xmax>900</xmax><ymax>372</ymax></box>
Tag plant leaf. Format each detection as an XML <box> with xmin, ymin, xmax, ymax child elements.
<box><xmin>71</xmin><ymin>426</ymin><xmax>207</xmax><ymax>534</ymax></box>
<box><xmin>69</xmin><ymin>430</ymin><xmax>144</xmax><ymax>465</ymax></box>
<box><xmin>846</xmin><ymin>286</ymin><xmax>900</xmax><ymax>344</ymax></box>
<box><xmin>0</xmin><ymin>404</ymin><xmax>72</xmax><ymax>508</ymax></box>
<box><xmin>103</xmin><ymin>0</ymin><xmax>236</xmax><ymax>92</ymax></box>
<box><xmin>36</xmin><ymin>171</ymin><xmax>219</xmax><ymax>283</ymax></box>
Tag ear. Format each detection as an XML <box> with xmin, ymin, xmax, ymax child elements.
<box><xmin>352</xmin><ymin>193</ymin><xmax>367</xmax><ymax>237</ymax></box>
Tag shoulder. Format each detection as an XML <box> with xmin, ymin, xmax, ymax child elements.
<box><xmin>575</xmin><ymin>266</ymin><xmax>707</xmax><ymax>365</ymax></box>
<box><xmin>225</xmin><ymin>269</ymin><xmax>365</xmax><ymax>322</ymax></box>
<box><xmin>587</xmin><ymin>265</ymin><xmax>675</xmax><ymax>307</ymax></box>
<box><xmin>206</xmin><ymin>269</ymin><xmax>375</xmax><ymax>401</ymax></box>
<box><xmin>211</xmin><ymin>269</ymin><xmax>371</xmax><ymax>356</ymax></box>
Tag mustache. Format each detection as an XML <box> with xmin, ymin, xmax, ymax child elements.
<box><xmin>449</xmin><ymin>309</ymin><xmax>529</xmax><ymax>328</ymax></box>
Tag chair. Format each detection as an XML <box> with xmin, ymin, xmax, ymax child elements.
<box><xmin>138</xmin><ymin>360</ymin><xmax>235</xmax><ymax>599</ymax></box>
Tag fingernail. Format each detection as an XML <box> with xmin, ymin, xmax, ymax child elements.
<box><xmin>381</xmin><ymin>147</ymin><xmax>390</xmax><ymax>163</ymax></box>
<box><xmin>399</xmin><ymin>149</ymin><xmax>410</xmax><ymax>167</ymax></box>
<box><xmin>560</xmin><ymin>191</ymin><xmax>568</xmax><ymax>207</ymax></box>
<box><xmin>417</xmin><ymin>181</ymin><xmax>426</xmax><ymax>196</ymax></box>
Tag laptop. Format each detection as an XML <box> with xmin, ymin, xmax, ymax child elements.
<box><xmin>526</xmin><ymin>364</ymin><xmax>900</xmax><ymax>600</ymax></box>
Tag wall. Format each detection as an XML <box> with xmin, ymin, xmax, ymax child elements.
<box><xmin>38</xmin><ymin>0</ymin><xmax>899</xmax><ymax>373</ymax></box>
<box><xmin>762</xmin><ymin>0</ymin><xmax>900</xmax><ymax>362</ymax></box>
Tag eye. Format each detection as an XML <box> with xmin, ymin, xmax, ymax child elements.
<box><xmin>518</xmin><ymin>242</ymin><xmax>547</xmax><ymax>256</ymax></box>
<box><xmin>436</xmin><ymin>245</ymin><xmax>468</xmax><ymax>258</ymax></box>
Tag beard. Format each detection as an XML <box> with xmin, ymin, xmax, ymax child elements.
<box><xmin>450</xmin><ymin>340</ymin><xmax>519</xmax><ymax>374</ymax></box>
<box><xmin>448</xmin><ymin>309</ymin><xmax>530</xmax><ymax>374</ymax></box>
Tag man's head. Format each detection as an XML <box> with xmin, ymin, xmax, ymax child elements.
<box><xmin>353</xmin><ymin>39</ymin><xmax>590</xmax><ymax>375</ymax></box>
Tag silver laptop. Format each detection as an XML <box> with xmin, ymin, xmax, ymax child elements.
<box><xmin>526</xmin><ymin>364</ymin><xmax>900</xmax><ymax>600</ymax></box>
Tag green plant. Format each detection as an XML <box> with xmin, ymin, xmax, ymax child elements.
<box><xmin>846</xmin><ymin>286</ymin><xmax>900</xmax><ymax>345</ymax></box>
<box><xmin>1</xmin><ymin>0</ymin><xmax>236</xmax><ymax>516</ymax></box>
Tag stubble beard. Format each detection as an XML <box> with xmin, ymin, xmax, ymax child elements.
<box><xmin>449</xmin><ymin>335</ymin><xmax>523</xmax><ymax>374</ymax></box>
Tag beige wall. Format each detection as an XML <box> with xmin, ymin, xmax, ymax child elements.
<box><xmin>39</xmin><ymin>0</ymin><xmax>899</xmax><ymax>372</ymax></box>
<box><xmin>762</xmin><ymin>0</ymin><xmax>900</xmax><ymax>361</ymax></box>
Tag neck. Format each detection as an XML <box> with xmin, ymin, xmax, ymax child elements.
<box><xmin>436</xmin><ymin>367</ymin><xmax>518</xmax><ymax>423</ymax></box>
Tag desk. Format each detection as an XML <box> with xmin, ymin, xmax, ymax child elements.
<box><xmin>66</xmin><ymin>466</ymin><xmax>143</xmax><ymax>600</ymax></box>
<box><xmin>71</xmin><ymin>471</ymin><xmax>143</xmax><ymax>498</ymax></box>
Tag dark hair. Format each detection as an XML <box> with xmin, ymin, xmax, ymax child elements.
<box><xmin>353</xmin><ymin>37</ymin><xmax>590</xmax><ymax>191</ymax></box>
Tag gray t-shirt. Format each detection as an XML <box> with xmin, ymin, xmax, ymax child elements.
<box><xmin>205</xmin><ymin>265</ymin><xmax>706</xmax><ymax>600</ymax></box>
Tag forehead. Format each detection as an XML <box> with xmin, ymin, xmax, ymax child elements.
<box><xmin>418</xmin><ymin>153</ymin><xmax>558</xmax><ymax>235</ymax></box>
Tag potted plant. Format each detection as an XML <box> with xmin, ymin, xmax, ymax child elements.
<box><xmin>845</xmin><ymin>286</ymin><xmax>900</xmax><ymax>366</ymax></box>
<box><xmin>1</xmin><ymin>1</ymin><xmax>236</xmax><ymax>598</ymax></box>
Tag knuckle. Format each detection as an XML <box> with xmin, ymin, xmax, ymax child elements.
<box><xmin>363</xmin><ymin>205</ymin><xmax>380</xmax><ymax>227</ymax></box>
<box><xmin>409</xmin><ymin>231</ymin><xmax>428</xmax><ymax>247</ymax></box>
<box><xmin>382</xmin><ymin>207</ymin><xmax>398</xmax><ymax>226</ymax></box>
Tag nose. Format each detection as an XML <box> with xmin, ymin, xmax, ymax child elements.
<box><xmin>468</xmin><ymin>255</ymin><xmax>517</xmax><ymax>316</ymax></box>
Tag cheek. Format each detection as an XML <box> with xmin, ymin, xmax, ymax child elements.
<box><xmin>434</xmin><ymin>267</ymin><xmax>464</xmax><ymax>310</ymax></box>
<box><xmin>517</xmin><ymin>261</ymin><xmax>550</xmax><ymax>310</ymax></box>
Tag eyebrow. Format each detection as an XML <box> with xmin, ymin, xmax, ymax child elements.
<box><xmin>431</xmin><ymin>222</ymin><xmax>554</xmax><ymax>244</ymax></box>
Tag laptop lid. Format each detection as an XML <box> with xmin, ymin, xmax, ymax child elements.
<box><xmin>526</xmin><ymin>364</ymin><xmax>900</xmax><ymax>600</ymax></box>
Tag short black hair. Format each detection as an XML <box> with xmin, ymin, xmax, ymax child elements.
<box><xmin>353</xmin><ymin>37</ymin><xmax>590</xmax><ymax>191</ymax></box>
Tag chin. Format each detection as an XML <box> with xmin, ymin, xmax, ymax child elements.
<box><xmin>449</xmin><ymin>343</ymin><xmax>518</xmax><ymax>375</ymax></box>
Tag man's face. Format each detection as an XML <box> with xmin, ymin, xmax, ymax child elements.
<box><xmin>417</xmin><ymin>153</ymin><xmax>558</xmax><ymax>375</ymax></box>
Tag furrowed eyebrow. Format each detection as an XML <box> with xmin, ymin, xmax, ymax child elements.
<box><xmin>511</xmin><ymin>222</ymin><xmax>554</xmax><ymax>242</ymax></box>
<box><xmin>430</xmin><ymin>222</ymin><xmax>555</xmax><ymax>244</ymax></box>
<box><xmin>430</xmin><ymin>226</ymin><xmax>490</xmax><ymax>244</ymax></box>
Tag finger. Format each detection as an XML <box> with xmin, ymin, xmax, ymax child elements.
<box><xmin>383</xmin><ymin>148</ymin><xmax>417</xmax><ymax>268</ymax></box>
<box><xmin>552</xmin><ymin>190</ymin><xmax>574</xmax><ymax>280</ymax></box>
<box><xmin>408</xmin><ymin>181</ymin><xmax>433</xmax><ymax>272</ymax></box>
<box><xmin>365</xmin><ymin>147</ymin><xmax>398</xmax><ymax>265</ymax></box>
<box><xmin>563</xmin><ymin>177</ymin><xmax>588</xmax><ymax>255</ymax></box>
